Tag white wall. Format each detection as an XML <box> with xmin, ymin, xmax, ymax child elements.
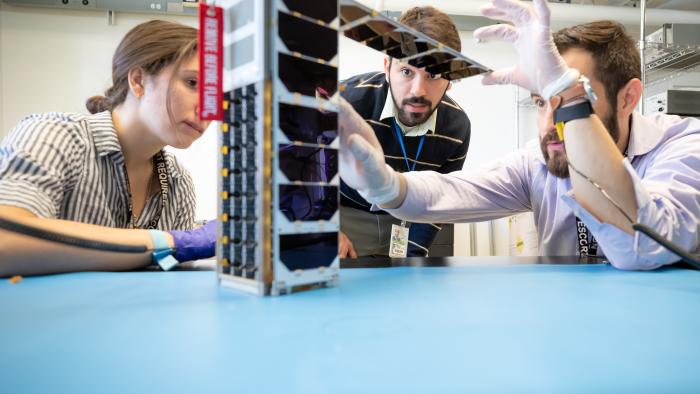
<box><xmin>0</xmin><ymin>5</ymin><xmax>194</xmax><ymax>132</ymax></box>
<box><xmin>450</xmin><ymin>32</ymin><xmax>522</xmax><ymax>257</ymax></box>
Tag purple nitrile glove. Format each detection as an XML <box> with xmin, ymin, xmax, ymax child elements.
<box><xmin>168</xmin><ymin>220</ymin><xmax>218</xmax><ymax>262</ymax></box>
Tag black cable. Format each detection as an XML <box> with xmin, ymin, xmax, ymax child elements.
<box><xmin>0</xmin><ymin>216</ymin><xmax>148</xmax><ymax>253</ymax></box>
<box><xmin>567</xmin><ymin>160</ymin><xmax>636</xmax><ymax>224</ymax></box>
<box><xmin>566</xmin><ymin>158</ymin><xmax>700</xmax><ymax>269</ymax></box>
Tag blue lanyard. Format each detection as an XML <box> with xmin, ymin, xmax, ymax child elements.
<box><xmin>392</xmin><ymin>119</ymin><xmax>426</xmax><ymax>172</ymax></box>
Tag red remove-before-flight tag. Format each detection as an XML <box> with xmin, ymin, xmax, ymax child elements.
<box><xmin>199</xmin><ymin>3</ymin><xmax>223</xmax><ymax>121</ymax></box>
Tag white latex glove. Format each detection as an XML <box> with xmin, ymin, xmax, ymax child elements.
<box><xmin>338</xmin><ymin>97</ymin><xmax>401</xmax><ymax>206</ymax></box>
<box><xmin>473</xmin><ymin>0</ymin><xmax>579</xmax><ymax>99</ymax></box>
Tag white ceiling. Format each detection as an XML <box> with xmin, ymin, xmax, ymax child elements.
<box><xmin>558</xmin><ymin>0</ymin><xmax>700</xmax><ymax>10</ymax></box>
<box><xmin>648</xmin><ymin>0</ymin><xmax>700</xmax><ymax>9</ymax></box>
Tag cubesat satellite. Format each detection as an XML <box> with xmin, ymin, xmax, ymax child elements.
<box><xmin>213</xmin><ymin>0</ymin><xmax>489</xmax><ymax>295</ymax></box>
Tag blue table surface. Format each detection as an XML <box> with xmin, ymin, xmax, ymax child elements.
<box><xmin>2</xmin><ymin>263</ymin><xmax>700</xmax><ymax>393</ymax></box>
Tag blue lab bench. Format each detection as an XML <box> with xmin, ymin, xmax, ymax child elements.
<box><xmin>1</xmin><ymin>256</ymin><xmax>699</xmax><ymax>393</ymax></box>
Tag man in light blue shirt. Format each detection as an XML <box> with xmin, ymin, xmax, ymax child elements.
<box><xmin>337</xmin><ymin>0</ymin><xmax>700</xmax><ymax>270</ymax></box>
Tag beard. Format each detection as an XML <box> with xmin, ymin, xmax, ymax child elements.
<box><xmin>387</xmin><ymin>75</ymin><xmax>445</xmax><ymax>127</ymax></box>
<box><xmin>540</xmin><ymin>105</ymin><xmax>621</xmax><ymax>178</ymax></box>
<box><xmin>393</xmin><ymin>94</ymin><xmax>435</xmax><ymax>126</ymax></box>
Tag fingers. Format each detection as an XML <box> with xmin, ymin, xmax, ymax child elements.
<box><xmin>337</xmin><ymin>96</ymin><xmax>354</xmax><ymax>118</ymax></box>
<box><xmin>339</xmin><ymin>231</ymin><xmax>358</xmax><ymax>259</ymax></box>
<box><xmin>481</xmin><ymin>66</ymin><xmax>517</xmax><ymax>86</ymax></box>
<box><xmin>490</xmin><ymin>0</ymin><xmax>532</xmax><ymax>24</ymax></box>
<box><xmin>348</xmin><ymin>243</ymin><xmax>358</xmax><ymax>259</ymax></box>
<box><xmin>474</xmin><ymin>24</ymin><xmax>518</xmax><ymax>43</ymax></box>
<box><xmin>348</xmin><ymin>134</ymin><xmax>373</xmax><ymax>164</ymax></box>
<box><xmin>532</xmin><ymin>0</ymin><xmax>551</xmax><ymax>26</ymax></box>
<box><xmin>348</xmin><ymin>134</ymin><xmax>387</xmax><ymax>178</ymax></box>
<box><xmin>338</xmin><ymin>96</ymin><xmax>384</xmax><ymax>152</ymax></box>
<box><xmin>479</xmin><ymin>5</ymin><xmax>512</xmax><ymax>23</ymax></box>
<box><xmin>339</xmin><ymin>231</ymin><xmax>347</xmax><ymax>257</ymax></box>
<box><xmin>338</xmin><ymin>96</ymin><xmax>366</xmax><ymax>130</ymax></box>
<box><xmin>338</xmin><ymin>97</ymin><xmax>362</xmax><ymax>141</ymax></box>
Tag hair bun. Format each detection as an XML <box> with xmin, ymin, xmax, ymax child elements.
<box><xmin>85</xmin><ymin>95</ymin><xmax>113</xmax><ymax>114</ymax></box>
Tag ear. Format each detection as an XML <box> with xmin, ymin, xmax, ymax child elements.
<box><xmin>127</xmin><ymin>67</ymin><xmax>146</xmax><ymax>98</ymax></box>
<box><xmin>617</xmin><ymin>78</ymin><xmax>642</xmax><ymax>117</ymax></box>
<box><xmin>383</xmin><ymin>57</ymin><xmax>391</xmax><ymax>82</ymax></box>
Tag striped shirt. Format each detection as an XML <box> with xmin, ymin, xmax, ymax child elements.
<box><xmin>0</xmin><ymin>111</ymin><xmax>196</xmax><ymax>230</ymax></box>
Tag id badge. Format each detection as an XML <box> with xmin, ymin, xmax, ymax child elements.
<box><xmin>389</xmin><ymin>223</ymin><xmax>409</xmax><ymax>258</ymax></box>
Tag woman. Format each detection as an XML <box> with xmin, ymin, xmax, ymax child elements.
<box><xmin>0</xmin><ymin>20</ymin><xmax>216</xmax><ymax>276</ymax></box>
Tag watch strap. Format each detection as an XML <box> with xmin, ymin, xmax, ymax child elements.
<box><xmin>148</xmin><ymin>230</ymin><xmax>179</xmax><ymax>271</ymax></box>
<box><xmin>554</xmin><ymin>100</ymin><xmax>593</xmax><ymax>141</ymax></box>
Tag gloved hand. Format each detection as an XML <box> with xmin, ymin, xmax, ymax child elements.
<box><xmin>473</xmin><ymin>0</ymin><xmax>579</xmax><ymax>99</ymax></box>
<box><xmin>338</xmin><ymin>97</ymin><xmax>402</xmax><ymax>206</ymax></box>
<box><xmin>168</xmin><ymin>220</ymin><xmax>217</xmax><ymax>262</ymax></box>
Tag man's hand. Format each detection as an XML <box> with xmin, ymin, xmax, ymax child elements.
<box><xmin>338</xmin><ymin>97</ymin><xmax>402</xmax><ymax>206</ymax></box>
<box><xmin>474</xmin><ymin>0</ymin><xmax>578</xmax><ymax>99</ymax></box>
<box><xmin>168</xmin><ymin>220</ymin><xmax>217</xmax><ymax>262</ymax></box>
<box><xmin>339</xmin><ymin>230</ymin><xmax>358</xmax><ymax>259</ymax></box>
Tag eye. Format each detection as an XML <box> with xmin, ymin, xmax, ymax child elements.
<box><xmin>185</xmin><ymin>78</ymin><xmax>198</xmax><ymax>89</ymax></box>
<box><xmin>533</xmin><ymin>97</ymin><xmax>546</xmax><ymax>109</ymax></box>
<box><xmin>428</xmin><ymin>73</ymin><xmax>441</xmax><ymax>80</ymax></box>
<box><xmin>400</xmin><ymin>68</ymin><xmax>412</xmax><ymax>77</ymax></box>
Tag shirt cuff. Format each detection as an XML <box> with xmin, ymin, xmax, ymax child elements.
<box><xmin>622</xmin><ymin>158</ymin><xmax>698</xmax><ymax>267</ymax></box>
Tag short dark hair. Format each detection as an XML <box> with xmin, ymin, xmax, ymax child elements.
<box><xmin>553</xmin><ymin>20</ymin><xmax>640</xmax><ymax>107</ymax></box>
<box><xmin>399</xmin><ymin>6</ymin><xmax>461</xmax><ymax>52</ymax></box>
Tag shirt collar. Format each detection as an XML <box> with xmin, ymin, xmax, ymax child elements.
<box><xmin>89</xmin><ymin>111</ymin><xmax>122</xmax><ymax>157</ymax></box>
<box><xmin>89</xmin><ymin>110</ymin><xmax>183</xmax><ymax>178</ymax></box>
<box><xmin>625</xmin><ymin>111</ymin><xmax>665</xmax><ymax>159</ymax></box>
<box><xmin>380</xmin><ymin>88</ymin><xmax>438</xmax><ymax>137</ymax></box>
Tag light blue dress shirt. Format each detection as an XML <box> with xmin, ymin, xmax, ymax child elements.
<box><xmin>386</xmin><ymin>112</ymin><xmax>700</xmax><ymax>270</ymax></box>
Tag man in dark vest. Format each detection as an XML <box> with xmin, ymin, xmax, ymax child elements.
<box><xmin>340</xmin><ymin>6</ymin><xmax>471</xmax><ymax>258</ymax></box>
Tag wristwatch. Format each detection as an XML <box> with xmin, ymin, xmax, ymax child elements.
<box><xmin>551</xmin><ymin>76</ymin><xmax>597</xmax><ymax>141</ymax></box>
<box><xmin>149</xmin><ymin>230</ymin><xmax>179</xmax><ymax>271</ymax></box>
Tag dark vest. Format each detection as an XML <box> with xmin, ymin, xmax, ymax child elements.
<box><xmin>340</xmin><ymin>71</ymin><xmax>472</xmax><ymax>212</ymax></box>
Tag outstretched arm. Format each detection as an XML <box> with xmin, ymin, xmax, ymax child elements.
<box><xmin>0</xmin><ymin>206</ymin><xmax>161</xmax><ymax>276</ymax></box>
<box><xmin>0</xmin><ymin>206</ymin><xmax>217</xmax><ymax>277</ymax></box>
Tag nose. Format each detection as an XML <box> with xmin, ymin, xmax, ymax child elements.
<box><xmin>545</xmin><ymin>106</ymin><xmax>556</xmax><ymax>131</ymax></box>
<box><xmin>410</xmin><ymin>74</ymin><xmax>428</xmax><ymax>98</ymax></box>
<box><xmin>194</xmin><ymin>100</ymin><xmax>211</xmax><ymax>129</ymax></box>
<box><xmin>538</xmin><ymin>102</ymin><xmax>558</xmax><ymax>139</ymax></box>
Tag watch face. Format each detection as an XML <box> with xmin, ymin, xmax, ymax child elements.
<box><xmin>579</xmin><ymin>76</ymin><xmax>598</xmax><ymax>104</ymax></box>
